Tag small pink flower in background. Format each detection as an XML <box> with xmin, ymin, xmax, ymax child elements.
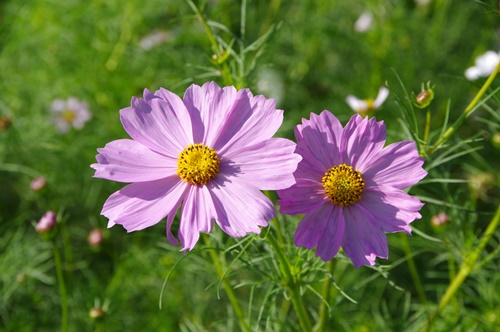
<box><xmin>346</xmin><ymin>86</ymin><xmax>389</xmax><ymax>116</ymax></box>
<box><xmin>431</xmin><ymin>212</ymin><xmax>449</xmax><ymax>227</ymax></box>
<box><xmin>354</xmin><ymin>11</ymin><xmax>374</xmax><ymax>33</ymax></box>
<box><xmin>465</xmin><ymin>50</ymin><xmax>500</xmax><ymax>81</ymax></box>
<box><xmin>50</xmin><ymin>97</ymin><xmax>92</xmax><ymax>133</ymax></box>
<box><xmin>36</xmin><ymin>211</ymin><xmax>56</xmax><ymax>234</ymax></box>
<box><xmin>30</xmin><ymin>177</ymin><xmax>46</xmax><ymax>191</ymax></box>
<box><xmin>88</xmin><ymin>229</ymin><xmax>104</xmax><ymax>247</ymax></box>
<box><xmin>278</xmin><ymin>112</ymin><xmax>427</xmax><ymax>268</ymax></box>
<box><xmin>91</xmin><ymin>82</ymin><xmax>301</xmax><ymax>251</ymax></box>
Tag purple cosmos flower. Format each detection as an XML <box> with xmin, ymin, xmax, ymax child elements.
<box><xmin>91</xmin><ymin>82</ymin><xmax>301</xmax><ymax>251</ymax></box>
<box><xmin>278</xmin><ymin>111</ymin><xmax>426</xmax><ymax>268</ymax></box>
<box><xmin>50</xmin><ymin>97</ymin><xmax>92</xmax><ymax>133</ymax></box>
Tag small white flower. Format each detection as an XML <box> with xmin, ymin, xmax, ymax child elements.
<box><xmin>354</xmin><ymin>11</ymin><xmax>374</xmax><ymax>33</ymax></box>
<box><xmin>465</xmin><ymin>50</ymin><xmax>500</xmax><ymax>81</ymax></box>
<box><xmin>138</xmin><ymin>30</ymin><xmax>174</xmax><ymax>50</ymax></box>
<box><xmin>346</xmin><ymin>86</ymin><xmax>389</xmax><ymax>115</ymax></box>
<box><xmin>415</xmin><ymin>0</ymin><xmax>431</xmax><ymax>6</ymax></box>
<box><xmin>50</xmin><ymin>97</ymin><xmax>92</xmax><ymax>133</ymax></box>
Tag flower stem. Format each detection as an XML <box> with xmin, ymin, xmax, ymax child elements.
<box><xmin>429</xmin><ymin>60</ymin><xmax>500</xmax><ymax>154</ymax></box>
<box><xmin>266</xmin><ymin>230</ymin><xmax>313</xmax><ymax>332</ymax></box>
<box><xmin>185</xmin><ymin>0</ymin><xmax>235</xmax><ymax>86</ymax></box>
<box><xmin>426</xmin><ymin>203</ymin><xmax>500</xmax><ymax>330</ymax></box>
<box><xmin>400</xmin><ymin>233</ymin><xmax>427</xmax><ymax>304</ymax></box>
<box><xmin>315</xmin><ymin>259</ymin><xmax>337</xmax><ymax>332</ymax></box>
<box><xmin>53</xmin><ymin>243</ymin><xmax>68</xmax><ymax>332</ymax></box>
<box><xmin>204</xmin><ymin>237</ymin><xmax>250</xmax><ymax>332</ymax></box>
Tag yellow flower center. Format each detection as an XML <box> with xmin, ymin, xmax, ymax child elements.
<box><xmin>62</xmin><ymin>110</ymin><xmax>76</xmax><ymax>123</ymax></box>
<box><xmin>177</xmin><ymin>144</ymin><xmax>220</xmax><ymax>185</ymax></box>
<box><xmin>322</xmin><ymin>164</ymin><xmax>365</xmax><ymax>207</ymax></box>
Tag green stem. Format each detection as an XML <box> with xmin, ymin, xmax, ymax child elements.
<box><xmin>185</xmin><ymin>0</ymin><xmax>234</xmax><ymax>86</ymax></box>
<box><xmin>426</xmin><ymin>203</ymin><xmax>500</xmax><ymax>330</ymax></box>
<box><xmin>205</xmin><ymin>237</ymin><xmax>250</xmax><ymax>332</ymax></box>
<box><xmin>267</xmin><ymin>230</ymin><xmax>312</xmax><ymax>332</ymax></box>
<box><xmin>400</xmin><ymin>233</ymin><xmax>427</xmax><ymax>304</ymax></box>
<box><xmin>53</xmin><ymin>243</ymin><xmax>68</xmax><ymax>332</ymax></box>
<box><xmin>429</xmin><ymin>60</ymin><xmax>500</xmax><ymax>154</ymax></box>
<box><xmin>420</xmin><ymin>108</ymin><xmax>431</xmax><ymax>156</ymax></box>
<box><xmin>315</xmin><ymin>259</ymin><xmax>337</xmax><ymax>332</ymax></box>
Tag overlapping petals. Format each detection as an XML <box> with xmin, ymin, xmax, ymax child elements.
<box><xmin>278</xmin><ymin>111</ymin><xmax>426</xmax><ymax>268</ymax></box>
<box><xmin>92</xmin><ymin>81</ymin><xmax>301</xmax><ymax>251</ymax></box>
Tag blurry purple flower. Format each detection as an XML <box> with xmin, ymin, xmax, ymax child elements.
<box><xmin>36</xmin><ymin>211</ymin><xmax>56</xmax><ymax>234</ymax></box>
<box><xmin>465</xmin><ymin>50</ymin><xmax>500</xmax><ymax>81</ymax></box>
<box><xmin>91</xmin><ymin>82</ymin><xmax>301</xmax><ymax>251</ymax></box>
<box><xmin>30</xmin><ymin>177</ymin><xmax>46</xmax><ymax>191</ymax></box>
<box><xmin>50</xmin><ymin>97</ymin><xmax>92</xmax><ymax>133</ymax></box>
<box><xmin>88</xmin><ymin>229</ymin><xmax>104</xmax><ymax>247</ymax></box>
<box><xmin>431</xmin><ymin>212</ymin><xmax>449</xmax><ymax>227</ymax></box>
<box><xmin>278</xmin><ymin>112</ymin><xmax>427</xmax><ymax>268</ymax></box>
<box><xmin>354</xmin><ymin>11</ymin><xmax>374</xmax><ymax>33</ymax></box>
<box><xmin>138</xmin><ymin>30</ymin><xmax>174</xmax><ymax>50</ymax></box>
<box><xmin>346</xmin><ymin>86</ymin><xmax>389</xmax><ymax>116</ymax></box>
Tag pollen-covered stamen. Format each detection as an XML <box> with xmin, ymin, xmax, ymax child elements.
<box><xmin>322</xmin><ymin>164</ymin><xmax>365</xmax><ymax>207</ymax></box>
<box><xmin>177</xmin><ymin>144</ymin><xmax>220</xmax><ymax>185</ymax></box>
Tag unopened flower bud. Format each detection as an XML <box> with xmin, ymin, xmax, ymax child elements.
<box><xmin>413</xmin><ymin>81</ymin><xmax>435</xmax><ymax>108</ymax></box>
<box><xmin>492</xmin><ymin>132</ymin><xmax>500</xmax><ymax>149</ymax></box>
<box><xmin>431</xmin><ymin>212</ymin><xmax>449</xmax><ymax>227</ymax></box>
<box><xmin>88</xmin><ymin>229</ymin><xmax>104</xmax><ymax>247</ymax></box>
<box><xmin>30</xmin><ymin>177</ymin><xmax>47</xmax><ymax>191</ymax></box>
<box><xmin>0</xmin><ymin>116</ymin><xmax>11</xmax><ymax>131</ymax></box>
<box><xmin>36</xmin><ymin>211</ymin><xmax>56</xmax><ymax>234</ymax></box>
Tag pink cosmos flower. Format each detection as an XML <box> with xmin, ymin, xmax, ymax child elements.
<box><xmin>277</xmin><ymin>111</ymin><xmax>427</xmax><ymax>268</ymax></box>
<box><xmin>50</xmin><ymin>97</ymin><xmax>92</xmax><ymax>133</ymax></box>
<box><xmin>91</xmin><ymin>82</ymin><xmax>301</xmax><ymax>251</ymax></box>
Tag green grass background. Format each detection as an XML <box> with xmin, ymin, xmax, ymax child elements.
<box><xmin>1</xmin><ymin>0</ymin><xmax>500</xmax><ymax>331</ymax></box>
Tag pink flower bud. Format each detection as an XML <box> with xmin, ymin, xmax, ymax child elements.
<box><xmin>87</xmin><ymin>229</ymin><xmax>104</xmax><ymax>247</ymax></box>
<box><xmin>30</xmin><ymin>177</ymin><xmax>47</xmax><ymax>191</ymax></box>
<box><xmin>36</xmin><ymin>211</ymin><xmax>56</xmax><ymax>234</ymax></box>
<box><xmin>431</xmin><ymin>213</ymin><xmax>449</xmax><ymax>227</ymax></box>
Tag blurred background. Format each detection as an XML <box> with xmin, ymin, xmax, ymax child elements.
<box><xmin>1</xmin><ymin>0</ymin><xmax>499</xmax><ymax>331</ymax></box>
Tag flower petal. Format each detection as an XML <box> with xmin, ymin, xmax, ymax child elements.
<box><xmin>295</xmin><ymin>204</ymin><xmax>345</xmax><ymax>262</ymax></box>
<box><xmin>91</xmin><ymin>139</ymin><xmax>177</xmax><ymax>183</ymax></box>
<box><xmin>294</xmin><ymin>203</ymin><xmax>333</xmax><ymax>250</ymax></box>
<box><xmin>278</xmin><ymin>178</ymin><xmax>327</xmax><ymax>215</ymax></box>
<box><xmin>362</xmin><ymin>140</ymin><xmax>427</xmax><ymax>189</ymax></box>
<box><xmin>102</xmin><ymin>176</ymin><xmax>187</xmax><ymax>232</ymax></box>
<box><xmin>119</xmin><ymin>90</ymin><xmax>192</xmax><ymax>157</ymax></box>
<box><xmin>214</xmin><ymin>90</ymin><xmax>283</xmax><ymax>154</ymax></box>
<box><xmin>346</xmin><ymin>95</ymin><xmax>368</xmax><ymax>112</ymax></box>
<box><xmin>373</xmin><ymin>86</ymin><xmax>389</xmax><ymax>108</ymax></box>
<box><xmin>183</xmin><ymin>82</ymin><xmax>237</xmax><ymax>145</ymax></box>
<box><xmin>341</xmin><ymin>114</ymin><xmax>386</xmax><ymax>171</ymax></box>
<box><xmin>341</xmin><ymin>205</ymin><xmax>389</xmax><ymax>268</ymax></box>
<box><xmin>208</xmin><ymin>177</ymin><xmax>274</xmax><ymax>238</ymax></box>
<box><xmin>295</xmin><ymin>111</ymin><xmax>344</xmax><ymax>173</ymax></box>
<box><xmin>223</xmin><ymin>138</ymin><xmax>301</xmax><ymax>190</ymax></box>
<box><xmin>359</xmin><ymin>186</ymin><xmax>424</xmax><ymax>234</ymax></box>
<box><xmin>178</xmin><ymin>185</ymin><xmax>217</xmax><ymax>251</ymax></box>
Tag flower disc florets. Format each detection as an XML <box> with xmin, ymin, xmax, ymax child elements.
<box><xmin>177</xmin><ymin>143</ymin><xmax>220</xmax><ymax>185</ymax></box>
<box><xmin>322</xmin><ymin>164</ymin><xmax>365</xmax><ymax>207</ymax></box>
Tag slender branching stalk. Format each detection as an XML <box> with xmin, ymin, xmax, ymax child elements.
<box><xmin>267</xmin><ymin>229</ymin><xmax>313</xmax><ymax>332</ymax></box>
<box><xmin>426</xmin><ymin>203</ymin><xmax>500</xmax><ymax>330</ymax></box>
<box><xmin>53</xmin><ymin>243</ymin><xmax>68</xmax><ymax>332</ymax></box>
<box><xmin>204</xmin><ymin>236</ymin><xmax>251</xmax><ymax>332</ymax></box>
<box><xmin>429</xmin><ymin>61</ymin><xmax>500</xmax><ymax>154</ymax></box>
<box><xmin>315</xmin><ymin>259</ymin><xmax>337</xmax><ymax>332</ymax></box>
